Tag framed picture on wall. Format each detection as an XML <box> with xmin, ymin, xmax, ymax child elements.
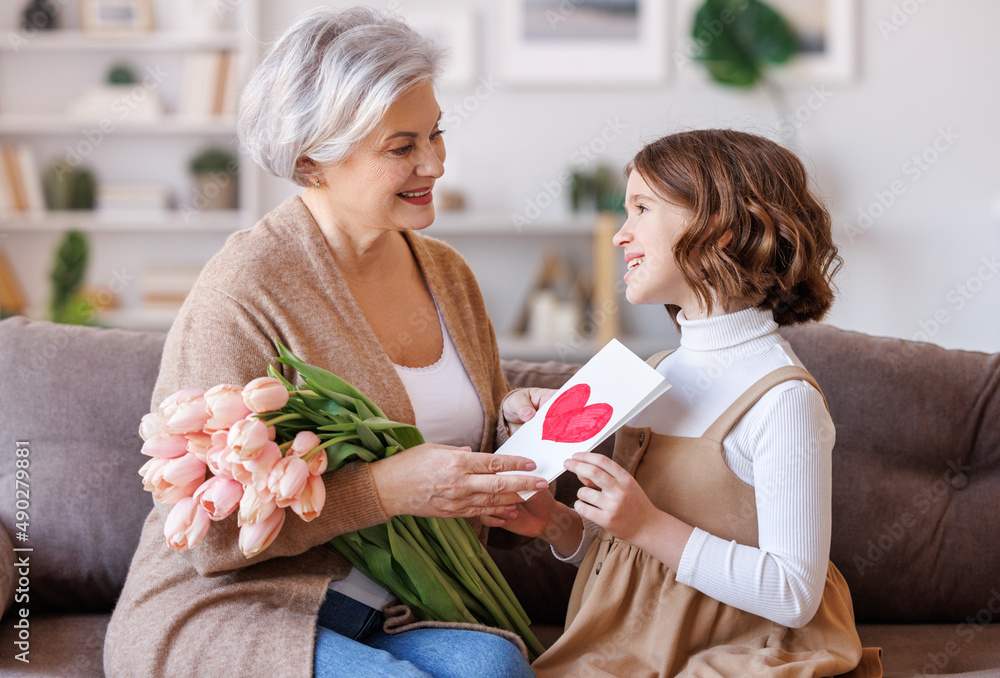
<box><xmin>80</xmin><ymin>0</ymin><xmax>155</xmax><ymax>36</ymax></box>
<box><xmin>496</xmin><ymin>0</ymin><xmax>669</xmax><ymax>85</ymax></box>
<box><xmin>675</xmin><ymin>0</ymin><xmax>857</xmax><ymax>84</ymax></box>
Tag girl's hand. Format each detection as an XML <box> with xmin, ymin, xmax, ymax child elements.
<box><xmin>370</xmin><ymin>444</ymin><xmax>548</xmax><ymax>519</ymax></box>
<box><xmin>481</xmin><ymin>488</ymin><xmax>556</xmax><ymax>537</ymax></box>
<box><xmin>501</xmin><ymin>388</ymin><xmax>556</xmax><ymax>434</ymax></box>
<box><xmin>565</xmin><ymin>452</ymin><xmax>694</xmax><ymax>570</ymax></box>
<box><xmin>564</xmin><ymin>452</ymin><xmax>658</xmax><ymax>545</ymax></box>
<box><xmin>482</xmin><ymin>489</ymin><xmax>585</xmax><ymax>558</ymax></box>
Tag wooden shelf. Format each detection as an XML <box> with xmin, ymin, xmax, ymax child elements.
<box><xmin>96</xmin><ymin>308</ymin><xmax>182</xmax><ymax>331</ymax></box>
<box><xmin>0</xmin><ymin>209</ymin><xmax>243</xmax><ymax>232</ymax></box>
<box><xmin>0</xmin><ymin>30</ymin><xmax>244</xmax><ymax>52</ymax></box>
<box><xmin>0</xmin><ymin>115</ymin><xmax>236</xmax><ymax>135</ymax></box>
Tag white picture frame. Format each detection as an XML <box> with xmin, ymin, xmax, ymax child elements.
<box><xmin>80</xmin><ymin>0</ymin><xmax>155</xmax><ymax>36</ymax></box>
<box><xmin>496</xmin><ymin>1</ymin><xmax>669</xmax><ymax>86</ymax></box>
<box><xmin>675</xmin><ymin>0</ymin><xmax>857</xmax><ymax>85</ymax></box>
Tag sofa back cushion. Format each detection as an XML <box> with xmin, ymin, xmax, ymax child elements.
<box><xmin>0</xmin><ymin>317</ymin><xmax>165</xmax><ymax>613</ymax></box>
<box><xmin>781</xmin><ymin>323</ymin><xmax>1000</xmax><ymax>623</ymax></box>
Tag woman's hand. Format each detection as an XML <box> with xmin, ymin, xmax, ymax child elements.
<box><xmin>502</xmin><ymin>387</ymin><xmax>556</xmax><ymax>434</ymax></box>
<box><xmin>370</xmin><ymin>443</ymin><xmax>547</xmax><ymax>520</ymax></box>
<box><xmin>565</xmin><ymin>452</ymin><xmax>693</xmax><ymax>570</ymax></box>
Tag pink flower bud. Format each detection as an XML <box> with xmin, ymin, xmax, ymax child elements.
<box><xmin>185</xmin><ymin>432</ymin><xmax>214</xmax><ymax>462</ymax></box>
<box><xmin>154</xmin><ymin>453</ymin><xmax>207</xmax><ymax>505</ymax></box>
<box><xmin>306</xmin><ymin>452</ymin><xmax>327</xmax><ymax>476</ymax></box>
<box><xmin>205</xmin><ymin>432</ymin><xmax>235</xmax><ymax>480</ymax></box>
<box><xmin>238</xmin><ymin>506</ymin><xmax>285</xmax><ymax>558</ymax></box>
<box><xmin>233</xmin><ymin>440</ymin><xmax>281</xmax><ymax>489</ymax></box>
<box><xmin>193</xmin><ymin>476</ymin><xmax>244</xmax><ymax>521</ymax></box>
<box><xmin>141</xmin><ymin>433</ymin><xmax>189</xmax><ymax>459</ymax></box>
<box><xmin>160</xmin><ymin>389</ymin><xmax>210</xmax><ymax>434</ymax></box>
<box><xmin>267</xmin><ymin>456</ymin><xmax>310</xmax><ymax>508</ymax></box>
<box><xmin>288</xmin><ymin>431</ymin><xmax>327</xmax><ymax>475</ymax></box>
<box><xmin>138</xmin><ymin>458</ymin><xmax>169</xmax><ymax>493</ymax></box>
<box><xmin>290</xmin><ymin>474</ymin><xmax>326</xmax><ymax>522</ymax></box>
<box><xmin>242</xmin><ymin>377</ymin><xmax>289</xmax><ymax>414</ymax></box>
<box><xmin>227</xmin><ymin>417</ymin><xmax>271</xmax><ymax>461</ymax></box>
<box><xmin>289</xmin><ymin>431</ymin><xmax>321</xmax><ymax>457</ymax></box>
<box><xmin>238</xmin><ymin>484</ymin><xmax>278</xmax><ymax>526</ymax></box>
<box><xmin>157</xmin><ymin>388</ymin><xmax>199</xmax><ymax>417</ymax></box>
<box><xmin>139</xmin><ymin>412</ymin><xmax>168</xmax><ymax>442</ymax></box>
<box><xmin>204</xmin><ymin>384</ymin><xmax>252</xmax><ymax>432</ymax></box>
<box><xmin>164</xmin><ymin>497</ymin><xmax>211</xmax><ymax>551</ymax></box>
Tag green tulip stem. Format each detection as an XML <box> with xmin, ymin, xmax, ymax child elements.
<box><xmin>457</xmin><ymin>517</ymin><xmax>531</xmax><ymax>622</ymax></box>
<box><xmin>259</xmin><ymin>412</ymin><xmax>302</xmax><ymax>426</ymax></box>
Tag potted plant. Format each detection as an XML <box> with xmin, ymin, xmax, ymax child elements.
<box><xmin>47</xmin><ymin>230</ymin><xmax>95</xmax><ymax>325</ymax></box>
<box><xmin>67</xmin><ymin>62</ymin><xmax>164</xmax><ymax>122</ymax></box>
<box><xmin>43</xmin><ymin>161</ymin><xmax>96</xmax><ymax>211</ymax></box>
<box><xmin>189</xmin><ymin>147</ymin><xmax>239</xmax><ymax>211</ymax></box>
<box><xmin>689</xmin><ymin>0</ymin><xmax>798</xmax><ymax>127</ymax></box>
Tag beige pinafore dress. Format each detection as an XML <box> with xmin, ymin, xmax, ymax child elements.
<box><xmin>532</xmin><ymin>364</ymin><xmax>883</xmax><ymax>678</ymax></box>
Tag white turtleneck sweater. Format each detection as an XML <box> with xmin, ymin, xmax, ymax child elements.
<box><xmin>558</xmin><ymin>307</ymin><xmax>834</xmax><ymax>629</ymax></box>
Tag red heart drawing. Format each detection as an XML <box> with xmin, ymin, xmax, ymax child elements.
<box><xmin>542</xmin><ymin>383</ymin><xmax>613</xmax><ymax>444</ymax></box>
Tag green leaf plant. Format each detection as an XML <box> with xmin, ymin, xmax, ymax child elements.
<box><xmin>691</xmin><ymin>0</ymin><xmax>799</xmax><ymax>131</ymax></box>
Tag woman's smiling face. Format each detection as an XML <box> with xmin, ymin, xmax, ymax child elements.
<box><xmin>318</xmin><ymin>80</ymin><xmax>446</xmax><ymax>233</ymax></box>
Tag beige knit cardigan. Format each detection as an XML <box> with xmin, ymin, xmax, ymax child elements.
<box><xmin>103</xmin><ymin>196</ymin><xmax>517</xmax><ymax>677</ymax></box>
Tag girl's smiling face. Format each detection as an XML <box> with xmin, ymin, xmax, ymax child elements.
<box><xmin>317</xmin><ymin>80</ymin><xmax>446</xmax><ymax>234</ymax></box>
<box><xmin>614</xmin><ymin>171</ymin><xmax>703</xmax><ymax>313</ymax></box>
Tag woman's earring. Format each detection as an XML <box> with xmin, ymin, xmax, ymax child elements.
<box><xmin>313</xmin><ymin>179</ymin><xmax>321</xmax><ymax>188</ymax></box>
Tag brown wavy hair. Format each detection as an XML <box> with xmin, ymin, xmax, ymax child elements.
<box><xmin>627</xmin><ymin>129</ymin><xmax>841</xmax><ymax>326</ymax></box>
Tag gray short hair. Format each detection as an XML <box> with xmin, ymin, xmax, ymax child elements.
<box><xmin>238</xmin><ymin>6</ymin><xmax>445</xmax><ymax>187</ymax></box>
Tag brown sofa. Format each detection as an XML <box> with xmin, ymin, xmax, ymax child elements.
<box><xmin>1</xmin><ymin>316</ymin><xmax>998</xmax><ymax>677</ymax></box>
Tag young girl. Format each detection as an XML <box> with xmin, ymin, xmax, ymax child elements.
<box><xmin>493</xmin><ymin>129</ymin><xmax>882</xmax><ymax>677</ymax></box>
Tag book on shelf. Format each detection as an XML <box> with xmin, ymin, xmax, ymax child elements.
<box><xmin>0</xmin><ymin>245</ymin><xmax>27</xmax><ymax>316</ymax></box>
<box><xmin>140</xmin><ymin>265</ymin><xmax>202</xmax><ymax>312</ymax></box>
<box><xmin>0</xmin><ymin>145</ymin><xmax>45</xmax><ymax>216</ymax></box>
<box><xmin>179</xmin><ymin>51</ymin><xmax>238</xmax><ymax>118</ymax></box>
<box><xmin>96</xmin><ymin>184</ymin><xmax>173</xmax><ymax>219</ymax></box>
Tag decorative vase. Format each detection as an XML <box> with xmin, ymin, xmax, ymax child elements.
<box><xmin>193</xmin><ymin>173</ymin><xmax>237</xmax><ymax>211</ymax></box>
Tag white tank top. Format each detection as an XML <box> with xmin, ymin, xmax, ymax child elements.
<box><xmin>391</xmin><ymin>309</ymin><xmax>485</xmax><ymax>450</ymax></box>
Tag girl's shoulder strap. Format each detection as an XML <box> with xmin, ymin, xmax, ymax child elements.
<box><xmin>702</xmin><ymin>366</ymin><xmax>828</xmax><ymax>444</ymax></box>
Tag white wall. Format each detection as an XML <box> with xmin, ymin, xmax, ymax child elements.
<box><xmin>5</xmin><ymin>0</ymin><xmax>999</xmax><ymax>353</ymax></box>
<box><xmin>248</xmin><ymin>0</ymin><xmax>1000</xmax><ymax>353</ymax></box>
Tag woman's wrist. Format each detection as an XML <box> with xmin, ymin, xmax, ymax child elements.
<box><xmin>369</xmin><ymin>457</ymin><xmax>400</xmax><ymax>518</ymax></box>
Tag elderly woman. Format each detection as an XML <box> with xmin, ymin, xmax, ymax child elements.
<box><xmin>103</xmin><ymin>7</ymin><xmax>541</xmax><ymax>678</ymax></box>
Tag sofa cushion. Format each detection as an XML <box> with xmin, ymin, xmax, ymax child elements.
<box><xmin>0</xmin><ymin>613</ymin><xmax>107</xmax><ymax>677</ymax></box>
<box><xmin>858</xmin><ymin>623</ymin><xmax>1000</xmax><ymax>677</ymax></box>
<box><xmin>0</xmin><ymin>317</ymin><xmax>165</xmax><ymax>613</ymax></box>
<box><xmin>779</xmin><ymin>324</ymin><xmax>1000</xmax><ymax>623</ymax></box>
<box><xmin>0</xmin><ymin>526</ymin><xmax>13</xmax><ymax>617</ymax></box>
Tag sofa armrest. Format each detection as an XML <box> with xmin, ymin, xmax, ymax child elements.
<box><xmin>0</xmin><ymin>521</ymin><xmax>14</xmax><ymax>618</ymax></box>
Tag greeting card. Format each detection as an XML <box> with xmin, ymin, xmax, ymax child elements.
<box><xmin>499</xmin><ymin>339</ymin><xmax>671</xmax><ymax>499</ymax></box>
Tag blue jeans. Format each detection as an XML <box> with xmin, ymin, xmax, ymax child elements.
<box><xmin>313</xmin><ymin>589</ymin><xmax>535</xmax><ymax>678</ymax></box>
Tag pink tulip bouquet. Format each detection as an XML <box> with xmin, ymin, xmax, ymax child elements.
<box><xmin>137</xmin><ymin>342</ymin><xmax>544</xmax><ymax>659</ymax></box>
